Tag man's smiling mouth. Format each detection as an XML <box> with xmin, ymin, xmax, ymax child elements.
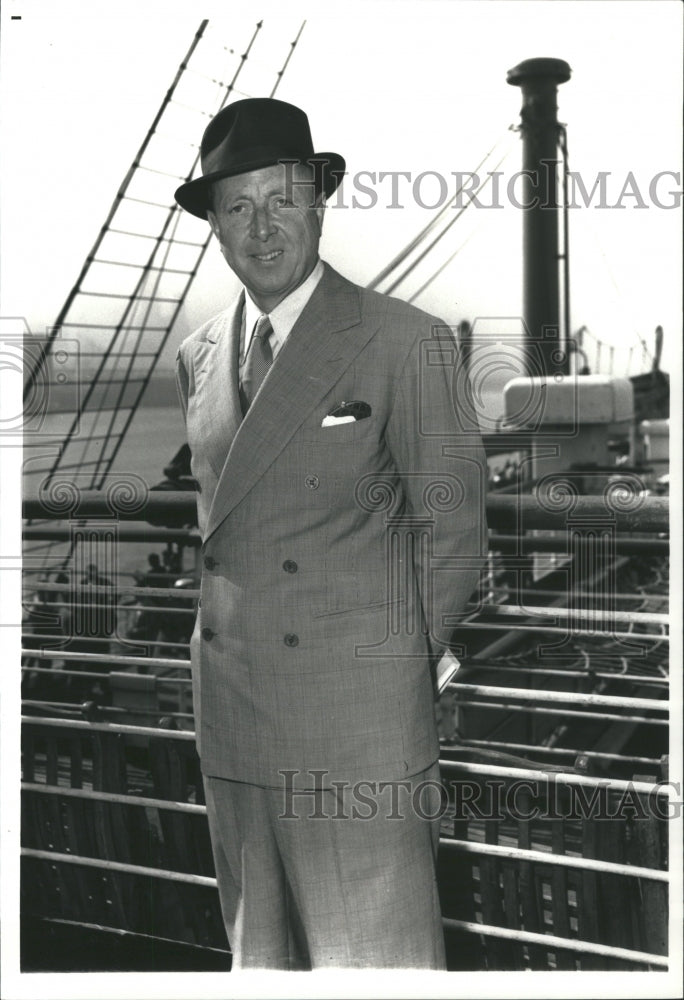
<box><xmin>251</xmin><ymin>250</ymin><xmax>283</xmax><ymax>262</ymax></box>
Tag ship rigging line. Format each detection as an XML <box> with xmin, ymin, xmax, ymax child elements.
<box><xmin>367</xmin><ymin>129</ymin><xmax>515</xmax><ymax>291</ymax></box>
<box><xmin>44</xmin><ymin>19</ymin><xmax>267</xmax><ymax>492</ymax></box>
<box><xmin>407</xmin><ymin>230</ymin><xmax>475</xmax><ymax>304</ymax></box>
<box><xmin>382</xmin><ymin>144</ymin><xmax>515</xmax><ymax>296</ymax></box>
<box><xmin>75</xmin><ymin>220</ymin><xmax>176</xmax><ymax>487</ymax></box>
<box><xmin>268</xmin><ymin>20</ymin><xmax>306</xmax><ymax>98</ymax></box>
<box><xmin>90</xmin><ymin>210</ymin><xmax>185</xmax><ymax>486</ymax></box>
<box><xmin>24</xmin><ymin>19</ymin><xmax>309</xmax><ymax>575</ymax></box>
<box><xmin>23</xmin><ymin>20</ymin><xmax>210</xmax><ymax>404</ymax></box>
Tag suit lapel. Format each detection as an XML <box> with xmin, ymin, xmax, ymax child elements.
<box><xmin>204</xmin><ymin>265</ymin><xmax>379</xmax><ymax>542</ymax></box>
<box><xmin>193</xmin><ymin>293</ymin><xmax>243</xmax><ymax>481</ymax></box>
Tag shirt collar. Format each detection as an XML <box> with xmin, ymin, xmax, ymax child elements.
<box><xmin>243</xmin><ymin>258</ymin><xmax>324</xmax><ymax>356</ymax></box>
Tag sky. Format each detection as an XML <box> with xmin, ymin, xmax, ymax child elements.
<box><xmin>0</xmin><ymin>0</ymin><xmax>682</xmax><ymax>378</ymax></box>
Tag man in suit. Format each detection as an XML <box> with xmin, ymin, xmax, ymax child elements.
<box><xmin>174</xmin><ymin>98</ymin><xmax>487</xmax><ymax>969</ymax></box>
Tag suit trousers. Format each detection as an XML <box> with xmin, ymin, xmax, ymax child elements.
<box><xmin>203</xmin><ymin>761</ymin><xmax>447</xmax><ymax>969</ymax></box>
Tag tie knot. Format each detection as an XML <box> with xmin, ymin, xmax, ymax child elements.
<box><xmin>254</xmin><ymin>316</ymin><xmax>273</xmax><ymax>340</ymax></box>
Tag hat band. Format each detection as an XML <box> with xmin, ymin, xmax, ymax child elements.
<box><xmin>203</xmin><ymin>142</ymin><xmax>315</xmax><ymax>176</ymax></box>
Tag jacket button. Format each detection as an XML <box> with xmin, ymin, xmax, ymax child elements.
<box><xmin>201</xmin><ymin>626</ymin><xmax>215</xmax><ymax>641</ymax></box>
<box><xmin>284</xmin><ymin>633</ymin><xmax>299</xmax><ymax>647</ymax></box>
<box><xmin>305</xmin><ymin>475</ymin><xmax>319</xmax><ymax>490</ymax></box>
<box><xmin>204</xmin><ymin>555</ymin><xmax>217</xmax><ymax>570</ymax></box>
<box><xmin>283</xmin><ymin>560</ymin><xmax>298</xmax><ymax>573</ymax></box>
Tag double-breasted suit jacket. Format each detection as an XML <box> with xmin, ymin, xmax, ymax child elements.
<box><xmin>175</xmin><ymin>262</ymin><xmax>487</xmax><ymax>789</ymax></box>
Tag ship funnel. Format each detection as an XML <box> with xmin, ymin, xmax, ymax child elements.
<box><xmin>507</xmin><ymin>57</ymin><xmax>571</xmax><ymax>375</ymax></box>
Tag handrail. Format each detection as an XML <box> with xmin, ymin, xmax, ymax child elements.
<box><xmin>22</xmin><ymin>698</ymin><xmax>193</xmax><ymax>720</ymax></box>
<box><xmin>440</xmin><ymin>838</ymin><xmax>668</xmax><ymax>882</ymax></box>
<box><xmin>451</xmin><ymin>683</ymin><xmax>667</xmax><ymax>712</ymax></box>
<box><xmin>442</xmin><ymin>620</ymin><xmax>669</xmax><ymax>642</ymax></box>
<box><xmin>22</xmin><ymin>664</ymin><xmax>193</xmax><ymax>683</ymax></box>
<box><xmin>22</xmin><ymin>490</ymin><xmax>670</xmax><ymax>533</ymax></box>
<box><xmin>21</xmin><ymin>848</ymin><xmax>217</xmax><ymax>888</ymax></box>
<box><xmin>21</xmin><ymin>714</ymin><xmax>196</xmax><ymax>740</ymax></box>
<box><xmin>478</xmin><ymin>604</ymin><xmax>668</xmax><ymax>627</ymax></box>
<box><xmin>22</xmin><ymin>782</ymin><xmax>205</xmax><ymax>814</ymax></box>
<box><xmin>21</xmin><ymin>682</ymin><xmax>668</xmax><ymax>726</ymax></box>
<box><xmin>23</xmin><ymin>649</ymin><xmax>192</xmax><ymax>670</ymax></box>
<box><xmin>442</xmin><ymin>919</ymin><xmax>668</xmax><ymax>968</ymax></box>
<box><xmin>439</xmin><ymin>758</ymin><xmax>675</xmax><ymax>797</ymax></box>
<box><xmin>443</xmin><ymin>698</ymin><xmax>668</xmax><ymax>726</ymax></box>
<box><xmin>23</xmin><ymin>525</ymin><xmax>201</xmax><ymax>544</ymax></box>
<box><xmin>489</xmin><ymin>535</ymin><xmax>668</xmax><ymax>555</ymax></box>
<box><xmin>19</xmin><ymin>590</ymin><xmax>669</xmax><ymax>627</ymax></box>
<box><xmin>19</xmin><ymin>788</ymin><xmax>668</xmax><ymax>882</ymax></box>
<box><xmin>448</xmin><ymin>737</ymin><xmax>662</xmax><ymax>767</ymax></box>
<box><xmin>19</xmin><ymin>849</ymin><xmax>668</xmax><ymax>966</ymax></box>
<box><xmin>20</xmin><ymin>715</ymin><xmax>674</xmax><ymax>797</ymax></box>
<box><xmin>486</xmin><ymin>493</ymin><xmax>668</xmax><ymax>532</ymax></box>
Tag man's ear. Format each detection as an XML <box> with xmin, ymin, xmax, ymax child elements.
<box><xmin>315</xmin><ymin>195</ymin><xmax>326</xmax><ymax>233</ymax></box>
<box><xmin>207</xmin><ymin>209</ymin><xmax>220</xmax><ymax>241</ymax></box>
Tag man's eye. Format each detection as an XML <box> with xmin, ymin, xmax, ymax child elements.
<box><xmin>228</xmin><ymin>204</ymin><xmax>245</xmax><ymax>215</ymax></box>
<box><xmin>273</xmin><ymin>197</ymin><xmax>292</xmax><ymax>209</ymax></box>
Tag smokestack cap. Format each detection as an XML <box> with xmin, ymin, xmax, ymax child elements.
<box><xmin>507</xmin><ymin>58</ymin><xmax>571</xmax><ymax>87</ymax></box>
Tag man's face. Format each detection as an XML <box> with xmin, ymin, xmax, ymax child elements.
<box><xmin>207</xmin><ymin>163</ymin><xmax>324</xmax><ymax>313</ymax></box>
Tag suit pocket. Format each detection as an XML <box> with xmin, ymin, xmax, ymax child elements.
<box><xmin>301</xmin><ymin>414</ymin><xmax>376</xmax><ymax>445</ymax></box>
<box><xmin>320</xmin><ymin>415</ymin><xmax>374</xmax><ymax>437</ymax></box>
<box><xmin>312</xmin><ymin>597</ymin><xmax>405</xmax><ymax>619</ymax></box>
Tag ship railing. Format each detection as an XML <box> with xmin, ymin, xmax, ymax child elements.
<box><xmin>21</xmin><ymin>490</ymin><xmax>669</xmax><ymax>725</ymax></box>
<box><xmin>20</xmin><ymin>490</ymin><xmax>671</xmax><ymax>969</ymax></box>
<box><xmin>20</xmin><ymin>653</ymin><xmax>669</xmax><ymax>716</ymax></box>
<box><xmin>22</xmin><ymin>488</ymin><xmax>671</xmax><ymax>529</ymax></box>
<box><xmin>20</xmin><ymin>712</ymin><xmax>671</xmax><ymax>970</ymax></box>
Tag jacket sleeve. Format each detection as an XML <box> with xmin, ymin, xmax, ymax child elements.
<box><xmin>385</xmin><ymin>320</ymin><xmax>488</xmax><ymax>655</ymax></box>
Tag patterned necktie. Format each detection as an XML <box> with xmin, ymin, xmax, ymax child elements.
<box><xmin>240</xmin><ymin>315</ymin><xmax>274</xmax><ymax>414</ymax></box>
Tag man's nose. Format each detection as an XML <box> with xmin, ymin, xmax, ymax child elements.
<box><xmin>251</xmin><ymin>205</ymin><xmax>276</xmax><ymax>241</ymax></box>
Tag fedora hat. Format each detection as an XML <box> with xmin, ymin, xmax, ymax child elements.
<box><xmin>174</xmin><ymin>98</ymin><xmax>346</xmax><ymax>219</ymax></box>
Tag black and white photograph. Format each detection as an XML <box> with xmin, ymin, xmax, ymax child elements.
<box><xmin>1</xmin><ymin>1</ymin><xmax>681</xmax><ymax>997</ymax></box>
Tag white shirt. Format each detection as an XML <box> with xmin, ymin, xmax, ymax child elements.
<box><xmin>240</xmin><ymin>259</ymin><xmax>325</xmax><ymax>373</ymax></box>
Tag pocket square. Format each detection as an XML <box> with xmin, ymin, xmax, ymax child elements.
<box><xmin>323</xmin><ymin>400</ymin><xmax>372</xmax><ymax>424</ymax></box>
<box><xmin>322</xmin><ymin>414</ymin><xmax>356</xmax><ymax>426</ymax></box>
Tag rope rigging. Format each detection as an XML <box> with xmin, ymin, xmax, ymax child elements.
<box><xmin>23</xmin><ymin>18</ymin><xmax>308</xmax><ymax>570</ymax></box>
<box><xmin>367</xmin><ymin>129</ymin><xmax>516</xmax><ymax>291</ymax></box>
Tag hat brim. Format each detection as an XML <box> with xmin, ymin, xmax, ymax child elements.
<box><xmin>175</xmin><ymin>152</ymin><xmax>346</xmax><ymax>219</ymax></box>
